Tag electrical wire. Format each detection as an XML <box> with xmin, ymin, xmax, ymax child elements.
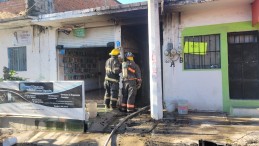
<box><xmin>25</xmin><ymin>0</ymin><xmax>40</xmax><ymax>14</ymax></box>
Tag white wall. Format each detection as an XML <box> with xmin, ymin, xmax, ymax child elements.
<box><xmin>0</xmin><ymin>26</ymin><xmax>58</xmax><ymax>81</ymax></box>
<box><xmin>162</xmin><ymin>2</ymin><xmax>252</xmax><ymax>111</ymax></box>
<box><xmin>57</xmin><ymin>26</ymin><xmax>116</xmax><ymax>48</ymax></box>
<box><xmin>57</xmin><ymin>25</ymin><xmax>120</xmax><ymax>91</ymax></box>
<box><xmin>114</xmin><ymin>25</ymin><xmax>121</xmax><ymax>47</ymax></box>
<box><xmin>181</xmin><ymin>2</ymin><xmax>252</xmax><ymax>27</ymax></box>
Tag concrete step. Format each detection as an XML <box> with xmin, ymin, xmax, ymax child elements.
<box><xmin>231</xmin><ymin>107</ymin><xmax>259</xmax><ymax>117</ymax></box>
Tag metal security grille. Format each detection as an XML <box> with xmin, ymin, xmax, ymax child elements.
<box><xmin>228</xmin><ymin>31</ymin><xmax>259</xmax><ymax>100</ymax></box>
<box><xmin>184</xmin><ymin>34</ymin><xmax>221</xmax><ymax>69</ymax></box>
<box><xmin>228</xmin><ymin>31</ymin><xmax>258</xmax><ymax>44</ymax></box>
<box><xmin>8</xmin><ymin>46</ymin><xmax>27</xmax><ymax>71</ymax></box>
<box><xmin>58</xmin><ymin>26</ymin><xmax>115</xmax><ymax>48</ymax></box>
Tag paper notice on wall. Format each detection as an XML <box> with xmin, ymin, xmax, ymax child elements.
<box><xmin>73</xmin><ymin>28</ymin><xmax>85</xmax><ymax>38</ymax></box>
<box><xmin>13</xmin><ymin>30</ymin><xmax>32</xmax><ymax>46</ymax></box>
<box><xmin>184</xmin><ymin>42</ymin><xmax>207</xmax><ymax>55</ymax></box>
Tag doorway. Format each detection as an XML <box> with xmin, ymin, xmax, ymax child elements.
<box><xmin>121</xmin><ymin>24</ymin><xmax>150</xmax><ymax>107</ymax></box>
<box><xmin>58</xmin><ymin>47</ymin><xmax>111</xmax><ymax>104</ymax></box>
<box><xmin>228</xmin><ymin>31</ymin><xmax>259</xmax><ymax>100</ymax></box>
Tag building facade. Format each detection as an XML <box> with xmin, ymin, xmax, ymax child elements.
<box><xmin>0</xmin><ymin>0</ymin><xmax>259</xmax><ymax>116</ymax></box>
<box><xmin>162</xmin><ymin>0</ymin><xmax>259</xmax><ymax>115</ymax></box>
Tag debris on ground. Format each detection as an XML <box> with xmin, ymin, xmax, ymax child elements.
<box><xmin>1</xmin><ymin>110</ymin><xmax>259</xmax><ymax>145</ymax></box>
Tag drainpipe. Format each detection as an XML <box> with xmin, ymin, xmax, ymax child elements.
<box><xmin>148</xmin><ymin>0</ymin><xmax>163</xmax><ymax>120</ymax></box>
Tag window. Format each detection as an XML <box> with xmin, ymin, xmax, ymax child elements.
<box><xmin>8</xmin><ymin>46</ymin><xmax>27</xmax><ymax>71</ymax></box>
<box><xmin>228</xmin><ymin>31</ymin><xmax>258</xmax><ymax>44</ymax></box>
<box><xmin>184</xmin><ymin>34</ymin><xmax>221</xmax><ymax>69</ymax></box>
<box><xmin>0</xmin><ymin>0</ymin><xmax>8</xmax><ymax>2</ymax></box>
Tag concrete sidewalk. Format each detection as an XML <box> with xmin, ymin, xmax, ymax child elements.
<box><xmin>1</xmin><ymin>111</ymin><xmax>259</xmax><ymax>146</ymax></box>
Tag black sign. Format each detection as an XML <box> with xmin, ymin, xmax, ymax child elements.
<box><xmin>19</xmin><ymin>82</ymin><xmax>53</xmax><ymax>93</ymax></box>
<box><xmin>0</xmin><ymin>83</ymin><xmax>82</xmax><ymax>108</ymax></box>
<box><xmin>0</xmin><ymin>81</ymin><xmax>85</xmax><ymax>120</ymax></box>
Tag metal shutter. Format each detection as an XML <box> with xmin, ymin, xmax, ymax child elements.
<box><xmin>58</xmin><ymin>26</ymin><xmax>115</xmax><ymax>48</ymax></box>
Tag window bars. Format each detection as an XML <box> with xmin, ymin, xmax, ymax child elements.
<box><xmin>184</xmin><ymin>34</ymin><xmax>221</xmax><ymax>69</ymax></box>
<box><xmin>8</xmin><ymin>46</ymin><xmax>27</xmax><ymax>71</ymax></box>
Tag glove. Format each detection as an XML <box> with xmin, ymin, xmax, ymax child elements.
<box><xmin>137</xmin><ymin>79</ymin><xmax>142</xmax><ymax>90</ymax></box>
<box><xmin>137</xmin><ymin>83</ymin><xmax>141</xmax><ymax>90</ymax></box>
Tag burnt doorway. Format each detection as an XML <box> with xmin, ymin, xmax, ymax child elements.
<box><xmin>121</xmin><ymin>24</ymin><xmax>149</xmax><ymax>107</ymax></box>
<box><xmin>58</xmin><ymin>47</ymin><xmax>112</xmax><ymax>104</ymax></box>
<box><xmin>228</xmin><ymin>31</ymin><xmax>259</xmax><ymax>100</ymax></box>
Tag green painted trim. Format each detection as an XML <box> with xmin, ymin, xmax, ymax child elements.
<box><xmin>182</xmin><ymin>21</ymin><xmax>259</xmax><ymax>113</ymax></box>
<box><xmin>230</xmin><ymin>100</ymin><xmax>259</xmax><ymax>108</ymax></box>
<box><xmin>182</xmin><ymin>69</ymin><xmax>221</xmax><ymax>72</ymax></box>
<box><xmin>46</xmin><ymin>120</ymin><xmax>84</xmax><ymax>131</ymax></box>
<box><xmin>182</xmin><ymin>21</ymin><xmax>259</xmax><ymax>36</ymax></box>
<box><xmin>221</xmin><ymin>33</ymin><xmax>229</xmax><ymax>112</ymax></box>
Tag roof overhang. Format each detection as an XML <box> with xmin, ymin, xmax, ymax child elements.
<box><xmin>0</xmin><ymin>16</ymin><xmax>32</xmax><ymax>30</ymax></box>
<box><xmin>32</xmin><ymin>2</ymin><xmax>149</xmax><ymax>28</ymax></box>
<box><xmin>164</xmin><ymin>0</ymin><xmax>254</xmax><ymax>12</ymax></box>
<box><xmin>1</xmin><ymin>0</ymin><xmax>244</xmax><ymax>30</ymax></box>
<box><xmin>34</xmin><ymin>0</ymin><xmax>235</xmax><ymax>28</ymax></box>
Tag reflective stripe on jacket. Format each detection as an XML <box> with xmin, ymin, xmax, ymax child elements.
<box><xmin>105</xmin><ymin>56</ymin><xmax>121</xmax><ymax>81</ymax></box>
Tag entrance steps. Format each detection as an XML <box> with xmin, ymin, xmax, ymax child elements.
<box><xmin>231</xmin><ymin>107</ymin><xmax>259</xmax><ymax>117</ymax></box>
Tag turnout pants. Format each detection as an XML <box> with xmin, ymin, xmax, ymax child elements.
<box><xmin>104</xmin><ymin>80</ymin><xmax>119</xmax><ymax>108</ymax></box>
<box><xmin>121</xmin><ymin>80</ymin><xmax>137</xmax><ymax>112</ymax></box>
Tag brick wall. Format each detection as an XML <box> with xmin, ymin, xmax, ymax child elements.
<box><xmin>0</xmin><ymin>0</ymin><xmax>54</xmax><ymax>17</ymax></box>
<box><xmin>0</xmin><ymin>0</ymin><xmax>120</xmax><ymax>18</ymax></box>
<box><xmin>54</xmin><ymin>0</ymin><xmax>120</xmax><ymax>13</ymax></box>
<box><xmin>0</xmin><ymin>0</ymin><xmax>26</xmax><ymax>14</ymax></box>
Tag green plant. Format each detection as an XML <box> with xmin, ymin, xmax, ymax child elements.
<box><xmin>8</xmin><ymin>70</ymin><xmax>25</xmax><ymax>81</ymax></box>
<box><xmin>2</xmin><ymin>67</ymin><xmax>25</xmax><ymax>81</ymax></box>
<box><xmin>9</xmin><ymin>70</ymin><xmax>16</xmax><ymax>78</ymax></box>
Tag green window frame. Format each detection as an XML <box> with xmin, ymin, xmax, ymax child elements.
<box><xmin>184</xmin><ymin>34</ymin><xmax>221</xmax><ymax>69</ymax></box>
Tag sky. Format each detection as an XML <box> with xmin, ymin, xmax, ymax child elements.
<box><xmin>117</xmin><ymin>0</ymin><xmax>147</xmax><ymax>4</ymax></box>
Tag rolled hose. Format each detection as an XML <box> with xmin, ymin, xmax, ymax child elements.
<box><xmin>104</xmin><ymin>106</ymin><xmax>150</xmax><ymax>146</ymax></box>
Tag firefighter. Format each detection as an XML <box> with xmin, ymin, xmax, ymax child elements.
<box><xmin>121</xmin><ymin>52</ymin><xmax>142</xmax><ymax>113</ymax></box>
<box><xmin>104</xmin><ymin>48</ymin><xmax>121</xmax><ymax>109</ymax></box>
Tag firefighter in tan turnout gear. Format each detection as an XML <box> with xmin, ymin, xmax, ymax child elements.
<box><xmin>104</xmin><ymin>48</ymin><xmax>121</xmax><ymax>109</ymax></box>
<box><xmin>120</xmin><ymin>52</ymin><xmax>142</xmax><ymax>113</ymax></box>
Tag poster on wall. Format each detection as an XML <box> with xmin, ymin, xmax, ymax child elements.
<box><xmin>0</xmin><ymin>81</ymin><xmax>85</xmax><ymax>121</ymax></box>
<box><xmin>13</xmin><ymin>30</ymin><xmax>32</xmax><ymax>46</ymax></box>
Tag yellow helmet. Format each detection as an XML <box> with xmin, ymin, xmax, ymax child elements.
<box><xmin>109</xmin><ymin>49</ymin><xmax>120</xmax><ymax>56</ymax></box>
